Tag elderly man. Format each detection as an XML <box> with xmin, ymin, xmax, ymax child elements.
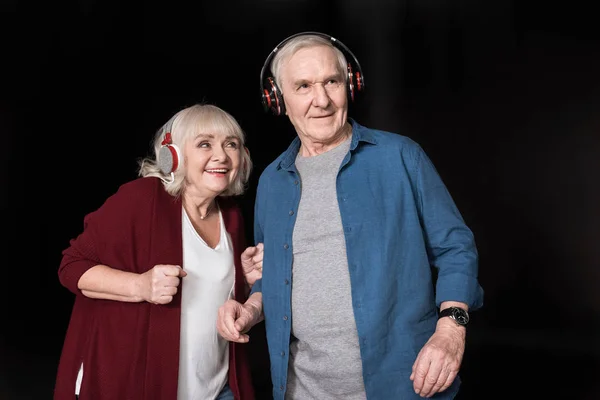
<box><xmin>217</xmin><ymin>32</ymin><xmax>483</xmax><ymax>400</ymax></box>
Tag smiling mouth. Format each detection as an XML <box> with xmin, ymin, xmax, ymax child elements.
<box><xmin>205</xmin><ymin>168</ymin><xmax>229</xmax><ymax>173</ymax></box>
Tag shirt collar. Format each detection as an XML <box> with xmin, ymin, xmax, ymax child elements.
<box><xmin>278</xmin><ymin>118</ymin><xmax>378</xmax><ymax>170</ymax></box>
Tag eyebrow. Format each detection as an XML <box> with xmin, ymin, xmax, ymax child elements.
<box><xmin>293</xmin><ymin>79</ymin><xmax>309</xmax><ymax>87</ymax></box>
<box><xmin>293</xmin><ymin>73</ymin><xmax>343</xmax><ymax>87</ymax></box>
<box><xmin>194</xmin><ymin>133</ymin><xmax>239</xmax><ymax>141</ymax></box>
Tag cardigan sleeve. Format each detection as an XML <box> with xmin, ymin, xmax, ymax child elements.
<box><xmin>58</xmin><ymin>210</ymin><xmax>104</xmax><ymax>294</ymax></box>
<box><xmin>58</xmin><ymin>178</ymin><xmax>159</xmax><ymax>295</ymax></box>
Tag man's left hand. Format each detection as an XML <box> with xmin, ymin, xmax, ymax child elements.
<box><xmin>410</xmin><ymin>318</ymin><xmax>466</xmax><ymax>398</ymax></box>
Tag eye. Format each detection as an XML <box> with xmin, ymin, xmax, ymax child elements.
<box><xmin>198</xmin><ymin>141</ymin><xmax>210</xmax><ymax>148</ymax></box>
<box><xmin>226</xmin><ymin>141</ymin><xmax>239</xmax><ymax>149</ymax></box>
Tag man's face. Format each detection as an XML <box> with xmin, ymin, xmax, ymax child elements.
<box><xmin>279</xmin><ymin>45</ymin><xmax>348</xmax><ymax>146</ymax></box>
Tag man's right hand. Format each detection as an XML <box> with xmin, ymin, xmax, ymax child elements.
<box><xmin>217</xmin><ymin>293</ymin><xmax>263</xmax><ymax>343</ymax></box>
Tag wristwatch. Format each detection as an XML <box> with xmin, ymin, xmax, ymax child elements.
<box><xmin>438</xmin><ymin>307</ymin><xmax>469</xmax><ymax>326</ymax></box>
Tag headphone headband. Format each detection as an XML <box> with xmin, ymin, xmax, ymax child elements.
<box><xmin>259</xmin><ymin>31</ymin><xmax>365</xmax><ymax>115</ymax></box>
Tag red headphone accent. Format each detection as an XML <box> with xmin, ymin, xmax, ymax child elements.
<box><xmin>161</xmin><ymin>132</ymin><xmax>173</xmax><ymax>146</ymax></box>
<box><xmin>158</xmin><ymin>132</ymin><xmax>181</xmax><ymax>174</ymax></box>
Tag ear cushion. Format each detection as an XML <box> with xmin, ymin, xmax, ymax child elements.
<box><xmin>347</xmin><ymin>63</ymin><xmax>356</xmax><ymax>102</ymax></box>
<box><xmin>355</xmin><ymin>71</ymin><xmax>364</xmax><ymax>92</ymax></box>
<box><xmin>262</xmin><ymin>77</ymin><xmax>285</xmax><ymax>116</ymax></box>
<box><xmin>158</xmin><ymin>144</ymin><xmax>181</xmax><ymax>175</ymax></box>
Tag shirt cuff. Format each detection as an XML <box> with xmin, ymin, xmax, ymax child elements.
<box><xmin>250</xmin><ymin>278</ymin><xmax>263</xmax><ymax>295</ymax></box>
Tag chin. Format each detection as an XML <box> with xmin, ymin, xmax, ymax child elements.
<box><xmin>313</xmin><ymin>127</ymin><xmax>340</xmax><ymax>140</ymax></box>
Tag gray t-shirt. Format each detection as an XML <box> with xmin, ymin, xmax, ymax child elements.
<box><xmin>287</xmin><ymin>137</ymin><xmax>367</xmax><ymax>400</ymax></box>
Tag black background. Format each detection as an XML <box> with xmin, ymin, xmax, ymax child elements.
<box><xmin>2</xmin><ymin>1</ymin><xmax>599</xmax><ymax>399</ymax></box>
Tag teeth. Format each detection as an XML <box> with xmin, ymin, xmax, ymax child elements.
<box><xmin>206</xmin><ymin>169</ymin><xmax>228</xmax><ymax>173</ymax></box>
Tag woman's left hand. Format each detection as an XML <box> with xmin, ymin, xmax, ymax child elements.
<box><xmin>241</xmin><ymin>243</ymin><xmax>264</xmax><ymax>288</ymax></box>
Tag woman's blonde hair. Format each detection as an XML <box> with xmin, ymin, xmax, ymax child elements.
<box><xmin>138</xmin><ymin>103</ymin><xmax>252</xmax><ymax>197</ymax></box>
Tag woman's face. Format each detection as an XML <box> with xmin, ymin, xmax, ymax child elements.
<box><xmin>182</xmin><ymin>130</ymin><xmax>241</xmax><ymax>198</ymax></box>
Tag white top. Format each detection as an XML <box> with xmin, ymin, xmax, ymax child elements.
<box><xmin>177</xmin><ymin>207</ymin><xmax>235</xmax><ymax>400</ymax></box>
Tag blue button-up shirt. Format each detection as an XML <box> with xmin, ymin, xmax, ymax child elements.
<box><xmin>252</xmin><ymin>120</ymin><xmax>484</xmax><ymax>399</ymax></box>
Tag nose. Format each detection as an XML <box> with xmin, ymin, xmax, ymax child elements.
<box><xmin>312</xmin><ymin>83</ymin><xmax>331</xmax><ymax>108</ymax></box>
<box><xmin>211</xmin><ymin>145</ymin><xmax>228</xmax><ymax>162</ymax></box>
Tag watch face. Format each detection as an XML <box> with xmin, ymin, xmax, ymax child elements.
<box><xmin>452</xmin><ymin>308</ymin><xmax>470</xmax><ymax>325</ymax></box>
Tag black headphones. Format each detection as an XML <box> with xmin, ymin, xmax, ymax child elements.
<box><xmin>259</xmin><ymin>31</ymin><xmax>365</xmax><ymax>116</ymax></box>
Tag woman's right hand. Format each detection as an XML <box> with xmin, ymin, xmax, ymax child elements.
<box><xmin>138</xmin><ymin>264</ymin><xmax>187</xmax><ymax>304</ymax></box>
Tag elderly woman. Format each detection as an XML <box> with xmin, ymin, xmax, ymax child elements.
<box><xmin>54</xmin><ymin>104</ymin><xmax>260</xmax><ymax>400</ymax></box>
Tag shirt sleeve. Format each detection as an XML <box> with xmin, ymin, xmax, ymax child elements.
<box><xmin>413</xmin><ymin>146</ymin><xmax>484</xmax><ymax>310</ymax></box>
<box><xmin>250</xmin><ymin>174</ymin><xmax>267</xmax><ymax>295</ymax></box>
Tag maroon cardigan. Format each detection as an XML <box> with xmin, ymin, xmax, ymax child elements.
<box><xmin>54</xmin><ymin>177</ymin><xmax>255</xmax><ymax>400</ymax></box>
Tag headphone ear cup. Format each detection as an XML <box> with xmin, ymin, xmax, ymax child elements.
<box><xmin>158</xmin><ymin>143</ymin><xmax>182</xmax><ymax>175</ymax></box>
<box><xmin>346</xmin><ymin>63</ymin><xmax>364</xmax><ymax>102</ymax></box>
<box><xmin>262</xmin><ymin>77</ymin><xmax>286</xmax><ymax>116</ymax></box>
<box><xmin>347</xmin><ymin>69</ymin><xmax>355</xmax><ymax>102</ymax></box>
<box><xmin>275</xmin><ymin>85</ymin><xmax>285</xmax><ymax>116</ymax></box>
<box><xmin>355</xmin><ymin>71</ymin><xmax>364</xmax><ymax>93</ymax></box>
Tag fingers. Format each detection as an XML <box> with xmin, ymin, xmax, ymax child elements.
<box><xmin>232</xmin><ymin>316</ymin><xmax>250</xmax><ymax>342</ymax></box>
<box><xmin>252</xmin><ymin>244</ymin><xmax>264</xmax><ymax>271</ymax></box>
<box><xmin>254</xmin><ymin>243</ymin><xmax>264</xmax><ymax>262</ymax></box>
<box><xmin>145</xmin><ymin>265</ymin><xmax>186</xmax><ymax>305</ymax></box>
<box><xmin>217</xmin><ymin>301</ymin><xmax>248</xmax><ymax>343</ymax></box>
<box><xmin>439</xmin><ymin>369</ymin><xmax>458</xmax><ymax>393</ymax></box>
<box><xmin>411</xmin><ymin>352</ymin><xmax>431</xmax><ymax>396</ymax></box>
<box><xmin>419</xmin><ymin>360</ymin><xmax>443</xmax><ymax>397</ymax></box>
<box><xmin>425</xmin><ymin>364</ymin><xmax>451</xmax><ymax>397</ymax></box>
<box><xmin>410</xmin><ymin>350</ymin><xmax>421</xmax><ymax>381</ymax></box>
<box><xmin>162</xmin><ymin>285</ymin><xmax>178</xmax><ymax>297</ymax></box>
<box><xmin>255</xmin><ymin>242</ymin><xmax>264</xmax><ymax>254</ymax></box>
<box><xmin>241</xmin><ymin>246</ymin><xmax>257</xmax><ymax>259</ymax></box>
<box><xmin>243</xmin><ymin>243</ymin><xmax>264</xmax><ymax>262</ymax></box>
<box><xmin>163</xmin><ymin>276</ymin><xmax>182</xmax><ymax>288</ymax></box>
<box><xmin>411</xmin><ymin>342</ymin><xmax>461</xmax><ymax>397</ymax></box>
<box><xmin>151</xmin><ymin>286</ymin><xmax>178</xmax><ymax>304</ymax></box>
<box><xmin>234</xmin><ymin>311</ymin><xmax>252</xmax><ymax>333</ymax></box>
<box><xmin>156</xmin><ymin>295</ymin><xmax>173</xmax><ymax>305</ymax></box>
<box><xmin>160</xmin><ymin>265</ymin><xmax>186</xmax><ymax>277</ymax></box>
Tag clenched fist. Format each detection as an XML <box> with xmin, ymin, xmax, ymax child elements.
<box><xmin>138</xmin><ymin>264</ymin><xmax>187</xmax><ymax>304</ymax></box>
<box><xmin>241</xmin><ymin>243</ymin><xmax>264</xmax><ymax>287</ymax></box>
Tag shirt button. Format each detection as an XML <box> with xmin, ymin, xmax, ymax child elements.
<box><xmin>289</xmin><ymin>210</ymin><xmax>294</xmax><ymax>216</ymax></box>
<box><xmin>283</xmin><ymin>244</ymin><xmax>289</xmax><ymax>249</ymax></box>
<box><xmin>294</xmin><ymin>180</ymin><xmax>299</xmax><ymax>185</ymax></box>
<box><xmin>280</xmin><ymin>351</ymin><xmax>285</xmax><ymax>356</ymax></box>
<box><xmin>345</xmin><ymin>227</ymin><xmax>352</xmax><ymax>232</ymax></box>
<box><xmin>356</xmin><ymin>303</ymin><xmax>361</xmax><ymax>308</ymax></box>
<box><xmin>280</xmin><ymin>385</ymin><xmax>284</xmax><ymax>391</ymax></box>
<box><xmin>284</xmin><ymin>279</ymin><xmax>289</xmax><ymax>285</ymax></box>
<box><xmin>283</xmin><ymin>315</ymin><xmax>288</xmax><ymax>321</ymax></box>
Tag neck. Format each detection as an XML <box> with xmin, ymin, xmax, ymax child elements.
<box><xmin>183</xmin><ymin>195</ymin><xmax>216</xmax><ymax>221</ymax></box>
<box><xmin>299</xmin><ymin>122</ymin><xmax>351</xmax><ymax>157</ymax></box>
